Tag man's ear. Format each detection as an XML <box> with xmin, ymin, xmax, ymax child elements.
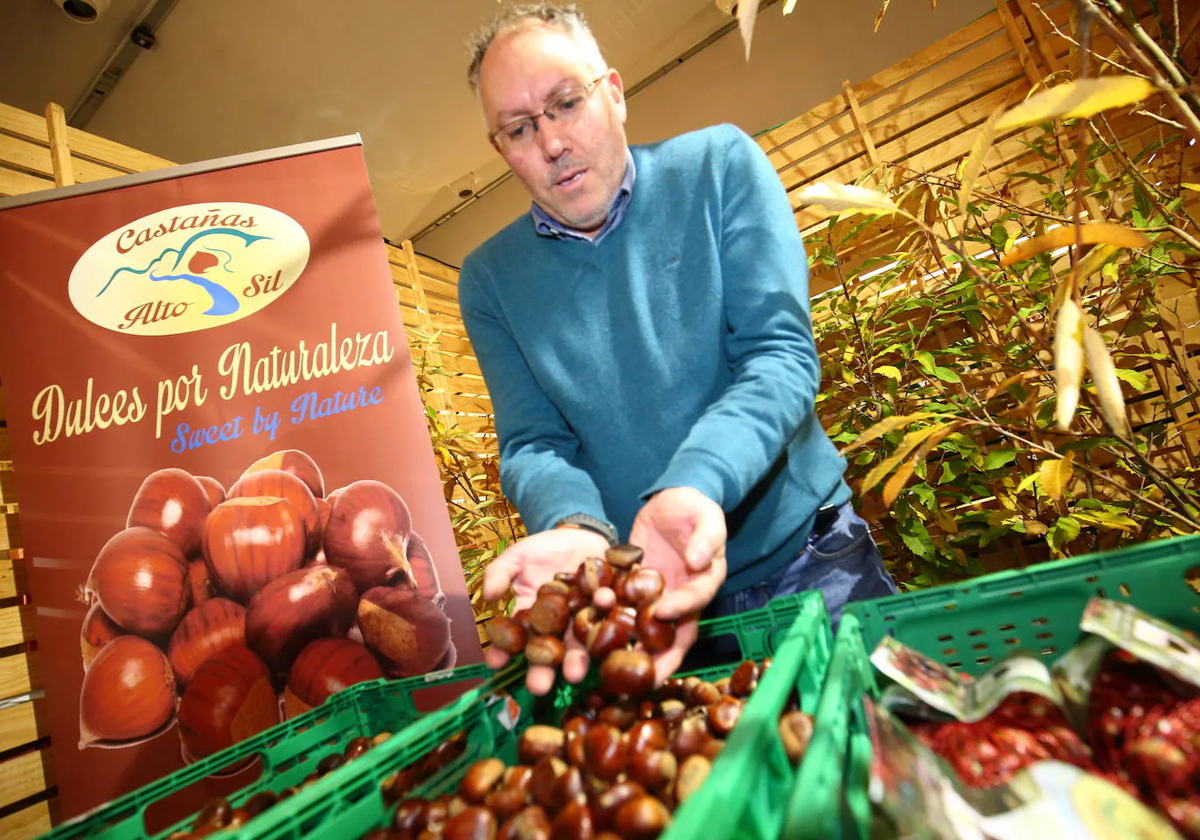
<box><xmin>606</xmin><ymin>68</ymin><xmax>627</xmax><ymax>123</ymax></box>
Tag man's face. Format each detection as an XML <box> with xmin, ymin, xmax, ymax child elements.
<box><xmin>478</xmin><ymin>24</ymin><xmax>628</xmax><ymax>234</ymax></box>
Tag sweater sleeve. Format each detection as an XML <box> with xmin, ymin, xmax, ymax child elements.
<box><xmin>642</xmin><ymin>125</ymin><xmax>821</xmax><ymax>510</ymax></box>
<box><xmin>458</xmin><ymin>259</ymin><xmax>615</xmax><ymax>535</ymax></box>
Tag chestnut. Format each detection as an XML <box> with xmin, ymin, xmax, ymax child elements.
<box><xmin>580</xmin><ymin>557</ymin><xmax>616</xmax><ymax>597</ymax></box>
<box><xmin>635</xmin><ymin>606</ymin><xmax>675</xmax><ymax>654</ymax></box>
<box><xmin>657</xmin><ymin>699</ymin><xmax>687</xmax><ymax>726</ymax></box>
<box><xmin>779</xmin><ymin>710</ymin><xmax>814</xmax><ymax>765</ymax></box>
<box><xmin>188</xmin><ymin>559</ymin><xmax>217</xmax><ymax>606</ymax></box>
<box><xmin>358</xmin><ymin>585</ymin><xmax>451</xmax><ymax>676</ymax></box>
<box><xmin>80</xmin><ymin>602</ymin><xmax>124</xmax><ymax>669</ymax></box>
<box><xmin>627</xmin><ymin>748</ymin><xmax>676</xmax><ymax>792</ymax></box>
<box><xmin>486</xmin><ymin>787</ymin><xmax>529</xmax><ymax>822</ymax></box>
<box><xmin>177</xmin><ymin>644</ymin><xmax>279</xmax><ymax>760</ymax></box>
<box><xmin>627</xmin><ymin>720</ymin><xmax>668</xmax><ymax>754</ymax></box>
<box><xmin>597</xmin><ymin>702</ymin><xmax>638</xmax><ymax>731</ymax></box>
<box><xmin>600</xmin><ymin>649</ymin><xmax>654</xmax><ymax>699</ymax></box>
<box><xmin>503</xmin><ymin>765</ymin><xmax>535</xmax><ymax>795</ymax></box>
<box><xmin>242</xmin><ymin>449</ymin><xmax>325</xmax><ymax>498</ymax></box>
<box><xmin>530</xmin><ymin>755</ymin><xmax>568</xmax><ymax>810</ymax></box>
<box><xmin>687</xmin><ymin>681</ymin><xmax>721</xmax><ymax>708</ymax></box>
<box><xmin>498</xmin><ymin>806</ymin><xmax>551</xmax><ymax>840</ymax></box>
<box><xmin>618</xmin><ymin>568</ymin><xmax>663</xmax><ymax>606</ymax></box>
<box><xmin>572</xmin><ymin>607</ymin><xmax>600</xmax><ymax>644</ymax></box>
<box><xmin>604</xmin><ymin>545</ymin><xmax>642</xmax><ymax>569</ymax></box>
<box><xmin>730</xmin><ymin>660</ymin><xmax>760</xmax><ymax>698</ymax></box>
<box><xmin>79</xmin><ymin>635</ymin><xmax>175</xmax><ymax>747</ymax></box>
<box><xmin>444</xmin><ymin>806</ymin><xmax>496</xmax><ymax>840</ymax></box>
<box><xmin>614</xmin><ymin>794</ymin><xmax>670</xmax><ymax>840</ymax></box>
<box><xmin>229</xmin><ymin>469</ymin><xmax>321</xmax><ymax>554</ymax></box>
<box><xmin>283</xmin><ymin>637</ymin><xmax>384</xmax><ymax>718</ymax></box>
<box><xmin>87</xmin><ymin>526</ymin><xmax>190</xmax><ymax>637</ymax></box>
<box><xmin>317</xmin><ymin>753</ymin><xmax>345</xmax><ymax>775</ymax></box>
<box><xmin>344</xmin><ymin>736</ymin><xmax>373</xmax><ymax>760</ymax></box>
<box><xmin>674</xmin><ymin>755</ymin><xmax>712</xmax><ymax>804</ymax></box>
<box><xmin>460</xmin><ymin>757</ymin><xmax>506</xmax><ymax>804</ymax></box>
<box><xmin>167</xmin><ymin>597</ymin><xmax>246</xmax><ymax>686</ymax></box>
<box><xmin>245</xmin><ymin>565</ymin><xmax>358</xmax><ymax>675</ymax></box>
<box><xmin>588</xmin><ymin>612</ymin><xmax>636</xmax><ymax>662</ymax></box>
<box><xmin>393</xmin><ymin>797</ymin><xmax>428</xmax><ymax>833</ymax></box>
<box><xmin>194</xmin><ymin>796</ymin><xmax>233</xmax><ymax>830</ymax></box>
<box><xmin>323</xmin><ymin>480</ymin><xmax>415</xmax><ymax>592</ymax></box>
<box><xmin>126</xmin><ymin>468</ymin><xmax>212</xmax><ymax>557</ymax></box>
<box><xmin>405</xmin><ymin>532</ymin><xmax>446</xmax><ymax>610</ymax></box>
<box><xmin>563</xmin><ymin>586</ymin><xmax>588</xmax><ymax>616</ymax></box>
<box><xmin>203</xmin><ymin>497</ymin><xmax>307</xmax><ymax>602</ymax></box>
<box><xmin>671</xmin><ymin>718</ymin><xmax>716</xmax><ymax>761</ymax></box>
<box><xmin>195</xmin><ymin>475</ymin><xmax>227</xmax><ymax>509</ymax></box>
<box><xmin>548</xmin><ymin>765</ymin><xmax>585</xmax><ymax>813</ymax></box>
<box><xmin>550</xmin><ymin>799</ymin><xmax>593</xmax><ymax>840</ymax></box>
<box><xmin>528</xmin><ymin>592</ymin><xmax>570</xmax><ymax>637</ymax></box>
<box><xmin>592</xmin><ymin>781</ymin><xmax>645</xmax><ymax>831</ymax></box>
<box><xmin>583</xmin><ymin>723</ymin><xmax>627</xmax><ymax>781</ymax></box>
<box><xmin>526</xmin><ymin>636</ymin><xmax>565</xmax><ymax>668</ymax></box>
<box><xmin>486</xmin><ymin>616</ymin><xmax>528</xmax><ymax>655</ymax></box>
<box><xmin>707</xmin><ymin>697</ymin><xmax>743</xmax><ymax>738</ymax></box>
<box><xmin>519</xmin><ymin>725</ymin><xmax>565</xmax><ymax>765</ymax></box>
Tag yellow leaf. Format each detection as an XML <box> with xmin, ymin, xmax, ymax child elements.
<box><xmin>842</xmin><ymin>411</ymin><xmax>934</xmax><ymax>454</ymax></box>
<box><xmin>935</xmin><ymin>508</ymin><xmax>959</xmax><ymax>535</ymax></box>
<box><xmin>1017</xmin><ymin>470</ymin><xmax>1041</xmax><ymax>494</ymax></box>
<box><xmin>875</xmin><ymin>365</ymin><xmax>902</xmax><ymax>381</ymax></box>
<box><xmin>861</xmin><ymin>450</ymin><xmax>906</xmax><ymax>495</ymax></box>
<box><xmin>995</xmin><ymin>76</ymin><xmax>1156</xmax><ymax>131</ymax></box>
<box><xmin>873</xmin><ymin>0</ymin><xmax>892</xmax><ymax>32</ymax></box>
<box><xmin>1024</xmin><ymin>521</ymin><xmax>1048</xmax><ymax>537</ymax></box>
<box><xmin>1083</xmin><ymin>325</ymin><xmax>1130</xmax><ymax>437</ymax></box>
<box><xmin>1039</xmin><ymin>451</ymin><xmax>1076</xmax><ymax>500</ymax></box>
<box><xmin>1000</xmin><ymin>222</ymin><xmax>1151</xmax><ymax>267</ymax></box>
<box><xmin>985</xmin><ymin>370</ymin><xmax>1040</xmax><ymax>401</ymax></box>
<box><xmin>1055</xmin><ymin>299</ymin><xmax>1085</xmax><ymax>431</ymax></box>
<box><xmin>1182</xmin><ymin>183</ymin><xmax>1200</xmax><ymax>192</ymax></box>
<box><xmin>795</xmin><ymin>182</ymin><xmax>903</xmax><ymax>217</ymax></box>
<box><xmin>882</xmin><ymin>460</ymin><xmax>915</xmax><ymax>506</ymax></box>
<box><xmin>958</xmin><ymin>101</ymin><xmax>1008</xmax><ymax>213</ymax></box>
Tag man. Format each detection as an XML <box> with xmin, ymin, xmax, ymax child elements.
<box><xmin>460</xmin><ymin>3</ymin><xmax>896</xmax><ymax>695</ymax></box>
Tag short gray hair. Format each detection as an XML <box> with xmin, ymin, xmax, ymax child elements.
<box><xmin>467</xmin><ymin>3</ymin><xmax>608</xmax><ymax>94</ymax></box>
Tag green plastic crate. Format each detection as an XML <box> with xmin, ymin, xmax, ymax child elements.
<box><xmin>41</xmin><ymin>666</ymin><xmax>489</xmax><ymax>840</ymax></box>
<box><xmin>818</xmin><ymin>533</ymin><xmax>1200</xmax><ymax>840</ymax></box>
<box><xmin>210</xmin><ymin>590</ymin><xmax>831</xmax><ymax>840</ymax></box>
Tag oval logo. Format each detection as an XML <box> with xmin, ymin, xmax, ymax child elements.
<box><xmin>69</xmin><ymin>202</ymin><xmax>310</xmax><ymax>336</ymax></box>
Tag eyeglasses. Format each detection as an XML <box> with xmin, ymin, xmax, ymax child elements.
<box><xmin>489</xmin><ymin>74</ymin><xmax>608</xmax><ymax>152</ymax></box>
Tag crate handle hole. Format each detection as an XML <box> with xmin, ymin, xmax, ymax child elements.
<box><xmin>997</xmin><ymin>623</ymin><xmax>1016</xmax><ymax>632</ymax></box>
<box><xmin>1004</xmin><ymin>637</ymin><xmax>1020</xmax><ymax>645</ymax></box>
<box><xmin>943</xmin><ymin>648</ymin><xmax>958</xmax><ymax>656</ymax></box>
<box><xmin>1096</xmin><ymin>587</ymin><xmax>1107</xmax><ymax>598</ymax></box>
<box><xmin>973</xmin><ymin>643</ymin><xmax>989</xmax><ymax>651</ymax></box>
<box><xmin>946</xmin><ymin>661</ymin><xmax>962</xmax><ymax>668</ymax></box>
<box><xmin>1086</xmin><ymin>575</ymin><xmax>1100</xmax><ymax>583</ymax></box>
<box><xmin>1031</xmin><ymin>617</ymin><xmax>1048</xmax><ymax>626</ymax></box>
<box><xmin>1036</xmin><ymin>632</ymin><xmax>1053</xmax><ymax>640</ymax></box>
<box><xmin>968</xmin><ymin>629</ymin><xmax>984</xmax><ymax>637</ymax></box>
<box><xmin>1120</xmin><ymin>583</ymin><xmax>1131</xmax><ymax>597</ymax></box>
<box><xmin>1040</xmin><ymin>646</ymin><xmax>1058</xmax><ymax>656</ymax></box>
<box><xmin>976</xmin><ymin>656</ymin><xmax>993</xmax><ymax>665</ymax></box>
<box><xmin>1185</xmin><ymin>566</ymin><xmax>1200</xmax><ymax>596</ymax></box>
<box><xmin>937</xmin><ymin>634</ymin><xmax>953</xmax><ymax>642</ymax></box>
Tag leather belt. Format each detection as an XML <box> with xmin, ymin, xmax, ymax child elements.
<box><xmin>809</xmin><ymin>503</ymin><xmax>841</xmax><ymax>544</ymax></box>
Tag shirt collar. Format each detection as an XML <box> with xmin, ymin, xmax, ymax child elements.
<box><xmin>531</xmin><ymin>148</ymin><xmax>637</xmax><ymax>244</ymax></box>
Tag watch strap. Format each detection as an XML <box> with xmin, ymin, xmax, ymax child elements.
<box><xmin>555</xmin><ymin>513</ymin><xmax>619</xmax><ymax>547</ymax></box>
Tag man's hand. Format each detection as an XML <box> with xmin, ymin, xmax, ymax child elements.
<box><xmin>627</xmin><ymin>486</ymin><xmax>727</xmax><ymax>684</ymax></box>
<box><xmin>482</xmin><ymin>526</ymin><xmax>611</xmax><ymax>695</ymax></box>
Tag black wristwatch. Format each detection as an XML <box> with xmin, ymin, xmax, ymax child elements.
<box><xmin>554</xmin><ymin>513</ymin><xmax>619</xmax><ymax>547</ymax></box>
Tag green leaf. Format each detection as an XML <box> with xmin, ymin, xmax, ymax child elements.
<box><xmin>854</xmin><ymin>450</ymin><xmax>875</xmax><ymax>466</ymax></box>
<box><xmin>1048</xmin><ymin>516</ymin><xmax>1082</xmax><ymax>552</ymax></box>
<box><xmin>915</xmin><ymin>351</ymin><xmax>935</xmax><ymax>374</ymax></box>
<box><xmin>1115</xmin><ymin>368</ymin><xmax>1151</xmax><ymax>391</ymax></box>
<box><xmin>911</xmin><ymin>483</ymin><xmax>937</xmax><ymax>508</ymax></box>
<box><xmin>897</xmin><ymin>518</ymin><xmax>935</xmax><ymax>559</ymax></box>
<box><xmin>933</xmin><ymin>366</ymin><xmax>962</xmax><ymax>383</ymax></box>
<box><xmin>983</xmin><ymin>448</ymin><xmax>1019</xmax><ymax>470</ymax></box>
<box><xmin>939</xmin><ymin>459</ymin><xmax>968</xmax><ymax>484</ymax></box>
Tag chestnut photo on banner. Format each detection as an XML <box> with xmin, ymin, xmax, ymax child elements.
<box><xmin>0</xmin><ymin>137</ymin><xmax>482</xmax><ymax>822</ymax></box>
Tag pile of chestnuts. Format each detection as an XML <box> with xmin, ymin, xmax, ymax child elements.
<box><xmin>486</xmin><ymin>545</ymin><xmax>676</xmax><ymax>700</ymax></box>
<box><xmin>359</xmin><ymin>659</ymin><xmax>814</xmax><ymax>840</ymax></box>
<box><xmin>78</xmin><ymin>449</ymin><xmax>455</xmax><ymax>763</ymax></box>
<box><xmin>165</xmin><ymin>731</ymin><xmax>394</xmax><ymax>838</ymax></box>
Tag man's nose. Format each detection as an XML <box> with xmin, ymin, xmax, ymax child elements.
<box><xmin>535</xmin><ymin>115</ymin><xmax>568</xmax><ymax>160</ymax></box>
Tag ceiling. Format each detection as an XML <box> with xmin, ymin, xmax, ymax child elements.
<box><xmin>0</xmin><ymin>0</ymin><xmax>992</xmax><ymax>265</ymax></box>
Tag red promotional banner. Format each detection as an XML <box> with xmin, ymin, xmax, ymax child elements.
<box><xmin>0</xmin><ymin>137</ymin><xmax>482</xmax><ymax>819</ymax></box>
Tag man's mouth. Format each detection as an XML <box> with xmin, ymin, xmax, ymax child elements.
<box><xmin>553</xmin><ymin>168</ymin><xmax>586</xmax><ymax>188</ymax></box>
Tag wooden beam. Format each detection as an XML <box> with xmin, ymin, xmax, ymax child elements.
<box><xmin>1016</xmin><ymin>0</ymin><xmax>1066</xmax><ymax>75</ymax></box>
<box><xmin>43</xmin><ymin>103</ymin><xmax>74</xmax><ymax>188</ymax></box>
<box><xmin>0</xmin><ymin>798</ymin><xmax>52</xmax><ymax>840</ymax></box>
<box><xmin>996</xmin><ymin>0</ymin><xmax>1045</xmax><ymax>86</ymax></box>
<box><xmin>842</xmin><ymin>81</ymin><xmax>882</xmax><ymax>170</ymax></box>
<box><xmin>401</xmin><ymin>240</ymin><xmax>455</xmax><ymax>416</ymax></box>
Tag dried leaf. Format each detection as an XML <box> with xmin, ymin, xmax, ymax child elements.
<box><xmin>1000</xmin><ymin>222</ymin><xmax>1151</xmax><ymax>267</ymax></box>
<box><xmin>882</xmin><ymin>460</ymin><xmax>915</xmax><ymax>506</ymax></box>
<box><xmin>958</xmin><ymin>101</ymin><xmax>1008</xmax><ymax>213</ymax></box>
<box><xmin>738</xmin><ymin>0</ymin><xmax>760</xmax><ymax>61</ymax></box>
<box><xmin>874</xmin><ymin>0</ymin><xmax>892</xmax><ymax>32</ymax></box>
<box><xmin>1183</xmin><ymin>183</ymin><xmax>1200</xmax><ymax>192</ymax></box>
<box><xmin>880</xmin><ymin>424</ymin><xmax>959</xmax><ymax>506</ymax></box>
<box><xmin>995</xmin><ymin>76</ymin><xmax>1157</xmax><ymax>131</ymax></box>
<box><xmin>1083</xmin><ymin>325</ymin><xmax>1130</xmax><ymax>437</ymax></box>
<box><xmin>984</xmin><ymin>370</ymin><xmax>1040</xmax><ymax>401</ymax></box>
<box><xmin>795</xmin><ymin>182</ymin><xmax>903</xmax><ymax>217</ymax></box>
<box><xmin>1039</xmin><ymin>451</ymin><xmax>1076</xmax><ymax>500</ymax></box>
<box><xmin>843</xmin><ymin>411</ymin><xmax>935</xmax><ymax>454</ymax></box>
<box><xmin>782</xmin><ymin>0</ymin><xmax>798</xmax><ymax>13</ymax></box>
<box><xmin>1055</xmin><ymin>299</ymin><xmax>1085</xmax><ymax>431</ymax></box>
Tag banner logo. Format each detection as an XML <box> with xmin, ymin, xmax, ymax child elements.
<box><xmin>69</xmin><ymin>202</ymin><xmax>310</xmax><ymax>335</ymax></box>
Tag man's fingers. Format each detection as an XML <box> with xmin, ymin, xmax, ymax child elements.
<box><xmin>561</xmin><ymin>628</ymin><xmax>591</xmax><ymax>683</ymax></box>
<box><xmin>684</xmin><ymin>511</ymin><xmax>726</xmax><ymax>571</ymax></box>
<box><xmin>482</xmin><ymin>548</ymin><xmax>524</xmax><ymax>601</ymax></box>
<box><xmin>526</xmin><ymin>665</ymin><xmax>558</xmax><ymax>696</ymax></box>
<box><xmin>483</xmin><ymin>646</ymin><xmax>510</xmax><ymax>670</ymax></box>
<box><xmin>654</xmin><ymin>556</ymin><xmax>726</xmax><ymax>620</ymax></box>
<box><xmin>651</xmin><ymin>618</ymin><xmax>698</xmax><ymax>685</ymax></box>
<box><xmin>592</xmin><ymin>587</ymin><xmax>616</xmax><ymax>610</ymax></box>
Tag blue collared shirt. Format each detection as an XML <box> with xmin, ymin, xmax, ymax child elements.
<box><xmin>530</xmin><ymin>150</ymin><xmax>636</xmax><ymax>245</ymax></box>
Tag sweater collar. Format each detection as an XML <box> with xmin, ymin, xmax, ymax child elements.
<box><xmin>530</xmin><ymin>148</ymin><xmax>636</xmax><ymax>245</ymax></box>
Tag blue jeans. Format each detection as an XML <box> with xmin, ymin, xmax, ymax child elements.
<box><xmin>706</xmin><ymin>502</ymin><xmax>898</xmax><ymax>627</ymax></box>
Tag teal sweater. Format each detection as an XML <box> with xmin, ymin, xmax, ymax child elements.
<box><xmin>458</xmin><ymin>124</ymin><xmax>850</xmax><ymax>591</ymax></box>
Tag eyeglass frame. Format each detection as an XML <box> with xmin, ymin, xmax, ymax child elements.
<box><xmin>488</xmin><ymin>72</ymin><xmax>611</xmax><ymax>150</ymax></box>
